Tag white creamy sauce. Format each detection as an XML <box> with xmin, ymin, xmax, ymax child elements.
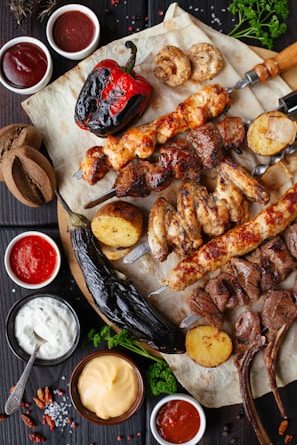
<box><xmin>14</xmin><ymin>296</ymin><xmax>77</xmax><ymax>360</ymax></box>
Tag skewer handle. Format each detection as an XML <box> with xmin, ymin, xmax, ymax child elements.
<box><xmin>252</xmin><ymin>41</ymin><xmax>297</xmax><ymax>82</ymax></box>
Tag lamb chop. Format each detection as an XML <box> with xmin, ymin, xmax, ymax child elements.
<box><xmin>260</xmin><ymin>289</ymin><xmax>297</xmax><ymax>419</ymax></box>
<box><xmin>234</xmin><ymin>310</ymin><xmax>270</xmax><ymax>445</ymax></box>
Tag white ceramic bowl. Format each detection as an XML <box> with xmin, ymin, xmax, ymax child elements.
<box><xmin>4</xmin><ymin>231</ymin><xmax>61</xmax><ymax>289</ymax></box>
<box><xmin>6</xmin><ymin>293</ymin><xmax>80</xmax><ymax>366</ymax></box>
<box><xmin>0</xmin><ymin>36</ymin><xmax>53</xmax><ymax>95</ymax></box>
<box><xmin>46</xmin><ymin>4</ymin><xmax>100</xmax><ymax>60</ymax></box>
<box><xmin>150</xmin><ymin>393</ymin><xmax>206</xmax><ymax>445</ymax></box>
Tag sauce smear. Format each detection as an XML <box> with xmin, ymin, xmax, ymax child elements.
<box><xmin>10</xmin><ymin>235</ymin><xmax>58</xmax><ymax>284</ymax></box>
<box><xmin>2</xmin><ymin>42</ymin><xmax>48</xmax><ymax>88</ymax></box>
<box><xmin>53</xmin><ymin>10</ymin><xmax>95</xmax><ymax>52</ymax></box>
<box><xmin>156</xmin><ymin>400</ymin><xmax>200</xmax><ymax>444</ymax></box>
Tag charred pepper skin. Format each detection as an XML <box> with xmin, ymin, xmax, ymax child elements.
<box><xmin>75</xmin><ymin>41</ymin><xmax>153</xmax><ymax>137</ymax></box>
<box><xmin>67</xmin><ymin>210</ymin><xmax>185</xmax><ymax>354</ymax></box>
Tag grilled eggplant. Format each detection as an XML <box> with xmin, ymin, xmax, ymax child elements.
<box><xmin>58</xmin><ymin>193</ymin><xmax>185</xmax><ymax>353</ymax></box>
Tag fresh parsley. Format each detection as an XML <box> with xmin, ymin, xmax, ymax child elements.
<box><xmin>227</xmin><ymin>0</ymin><xmax>289</xmax><ymax>49</ymax></box>
<box><xmin>88</xmin><ymin>325</ymin><xmax>177</xmax><ymax>396</ymax></box>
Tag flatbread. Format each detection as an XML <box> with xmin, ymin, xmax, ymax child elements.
<box><xmin>22</xmin><ymin>3</ymin><xmax>297</xmax><ymax>408</ymax></box>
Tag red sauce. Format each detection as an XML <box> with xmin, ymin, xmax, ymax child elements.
<box><xmin>2</xmin><ymin>42</ymin><xmax>48</xmax><ymax>89</ymax></box>
<box><xmin>53</xmin><ymin>10</ymin><xmax>95</xmax><ymax>53</ymax></box>
<box><xmin>10</xmin><ymin>235</ymin><xmax>58</xmax><ymax>285</ymax></box>
<box><xmin>156</xmin><ymin>400</ymin><xmax>200</xmax><ymax>444</ymax></box>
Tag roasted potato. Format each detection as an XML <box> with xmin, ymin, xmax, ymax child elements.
<box><xmin>247</xmin><ymin>111</ymin><xmax>297</xmax><ymax>156</ymax></box>
<box><xmin>186</xmin><ymin>325</ymin><xmax>233</xmax><ymax>367</ymax></box>
<box><xmin>91</xmin><ymin>200</ymin><xmax>143</xmax><ymax>248</ymax></box>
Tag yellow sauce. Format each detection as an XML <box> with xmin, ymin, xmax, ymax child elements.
<box><xmin>77</xmin><ymin>355</ymin><xmax>139</xmax><ymax>419</ymax></box>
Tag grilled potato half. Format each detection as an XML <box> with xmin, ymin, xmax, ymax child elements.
<box><xmin>247</xmin><ymin>111</ymin><xmax>297</xmax><ymax>156</ymax></box>
<box><xmin>91</xmin><ymin>200</ymin><xmax>143</xmax><ymax>248</ymax></box>
<box><xmin>186</xmin><ymin>325</ymin><xmax>233</xmax><ymax>367</ymax></box>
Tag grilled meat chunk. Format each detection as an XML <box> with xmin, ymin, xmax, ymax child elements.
<box><xmin>260</xmin><ymin>236</ymin><xmax>297</xmax><ymax>282</ymax></box>
<box><xmin>222</xmin><ymin>258</ymin><xmax>261</xmax><ymax>303</ymax></box>
<box><xmin>186</xmin><ymin>121</ymin><xmax>224</xmax><ymax>169</ymax></box>
<box><xmin>246</xmin><ymin>248</ymin><xmax>281</xmax><ymax>292</ymax></box>
<box><xmin>217</xmin><ymin>116</ymin><xmax>246</xmax><ymax>150</ymax></box>
<box><xmin>205</xmin><ymin>272</ymin><xmax>248</xmax><ymax>311</ymax></box>
<box><xmin>158</xmin><ymin>140</ymin><xmax>201</xmax><ymax>182</ymax></box>
<box><xmin>283</xmin><ymin>223</ymin><xmax>297</xmax><ymax>258</ymax></box>
<box><xmin>189</xmin><ymin>287</ymin><xmax>223</xmax><ymax>329</ymax></box>
<box><xmin>261</xmin><ymin>289</ymin><xmax>297</xmax><ymax>418</ymax></box>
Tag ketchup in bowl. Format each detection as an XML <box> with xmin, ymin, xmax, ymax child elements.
<box><xmin>52</xmin><ymin>10</ymin><xmax>95</xmax><ymax>53</ymax></box>
<box><xmin>157</xmin><ymin>399</ymin><xmax>200</xmax><ymax>443</ymax></box>
<box><xmin>4</xmin><ymin>231</ymin><xmax>61</xmax><ymax>289</ymax></box>
<box><xmin>2</xmin><ymin>42</ymin><xmax>48</xmax><ymax>89</ymax></box>
<box><xmin>150</xmin><ymin>394</ymin><xmax>206</xmax><ymax>445</ymax></box>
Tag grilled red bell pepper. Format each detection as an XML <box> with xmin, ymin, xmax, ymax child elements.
<box><xmin>75</xmin><ymin>41</ymin><xmax>152</xmax><ymax>137</ymax></box>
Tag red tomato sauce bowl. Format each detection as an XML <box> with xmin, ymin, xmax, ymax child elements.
<box><xmin>4</xmin><ymin>231</ymin><xmax>61</xmax><ymax>289</ymax></box>
<box><xmin>150</xmin><ymin>394</ymin><xmax>206</xmax><ymax>445</ymax></box>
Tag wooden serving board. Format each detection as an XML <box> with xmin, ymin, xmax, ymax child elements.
<box><xmin>57</xmin><ymin>46</ymin><xmax>297</xmax><ymax>329</ymax></box>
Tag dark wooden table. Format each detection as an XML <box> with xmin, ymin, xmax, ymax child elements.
<box><xmin>1</xmin><ymin>1</ymin><xmax>297</xmax><ymax>444</ymax></box>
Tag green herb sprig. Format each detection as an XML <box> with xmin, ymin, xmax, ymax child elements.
<box><xmin>88</xmin><ymin>325</ymin><xmax>177</xmax><ymax>396</ymax></box>
<box><xmin>227</xmin><ymin>0</ymin><xmax>289</xmax><ymax>50</ymax></box>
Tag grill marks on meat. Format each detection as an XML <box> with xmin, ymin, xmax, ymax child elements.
<box><xmin>114</xmin><ymin>140</ymin><xmax>201</xmax><ymax>198</ymax></box>
<box><xmin>79</xmin><ymin>84</ymin><xmax>232</xmax><ymax>183</ymax></box>
<box><xmin>189</xmin><ymin>225</ymin><xmax>297</xmax><ymax>328</ymax></box>
<box><xmin>234</xmin><ymin>310</ymin><xmax>270</xmax><ymax>445</ymax></box>
<box><xmin>260</xmin><ymin>290</ymin><xmax>297</xmax><ymax>419</ymax></box>
<box><xmin>168</xmin><ymin>182</ymin><xmax>297</xmax><ymax>291</ymax></box>
<box><xmin>189</xmin><ymin>288</ymin><xmax>223</xmax><ymax>329</ymax></box>
<box><xmin>148</xmin><ymin>158</ymin><xmax>269</xmax><ymax>262</ymax></box>
<box><xmin>247</xmin><ymin>237</ymin><xmax>297</xmax><ymax>292</ymax></box>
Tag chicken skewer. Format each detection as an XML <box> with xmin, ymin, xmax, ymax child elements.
<box><xmin>75</xmin><ymin>84</ymin><xmax>232</xmax><ymax>184</ymax></box>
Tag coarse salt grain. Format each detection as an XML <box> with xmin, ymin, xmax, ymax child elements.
<box><xmin>44</xmin><ymin>400</ymin><xmax>72</xmax><ymax>429</ymax></box>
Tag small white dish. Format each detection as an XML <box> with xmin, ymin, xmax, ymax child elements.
<box><xmin>0</xmin><ymin>36</ymin><xmax>53</xmax><ymax>95</ymax></box>
<box><xmin>46</xmin><ymin>4</ymin><xmax>100</xmax><ymax>60</ymax></box>
<box><xmin>150</xmin><ymin>393</ymin><xmax>206</xmax><ymax>445</ymax></box>
<box><xmin>4</xmin><ymin>231</ymin><xmax>61</xmax><ymax>289</ymax></box>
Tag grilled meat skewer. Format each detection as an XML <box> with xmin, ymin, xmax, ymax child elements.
<box><xmin>84</xmin><ymin>116</ymin><xmax>246</xmax><ymax>208</ymax></box>
<box><xmin>77</xmin><ymin>84</ymin><xmax>232</xmax><ymax>184</ymax></box>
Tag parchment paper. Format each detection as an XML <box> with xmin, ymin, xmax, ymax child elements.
<box><xmin>22</xmin><ymin>3</ymin><xmax>297</xmax><ymax>408</ymax></box>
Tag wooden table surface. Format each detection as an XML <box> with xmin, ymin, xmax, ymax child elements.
<box><xmin>1</xmin><ymin>1</ymin><xmax>297</xmax><ymax>444</ymax></box>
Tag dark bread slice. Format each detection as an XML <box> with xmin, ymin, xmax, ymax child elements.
<box><xmin>0</xmin><ymin>124</ymin><xmax>42</xmax><ymax>180</ymax></box>
<box><xmin>2</xmin><ymin>145</ymin><xmax>57</xmax><ymax>207</ymax></box>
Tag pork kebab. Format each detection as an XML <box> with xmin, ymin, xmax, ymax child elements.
<box><xmin>82</xmin><ymin>115</ymin><xmax>246</xmax><ymax>207</ymax></box>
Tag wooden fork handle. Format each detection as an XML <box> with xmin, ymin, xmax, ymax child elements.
<box><xmin>253</xmin><ymin>41</ymin><xmax>297</xmax><ymax>82</ymax></box>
